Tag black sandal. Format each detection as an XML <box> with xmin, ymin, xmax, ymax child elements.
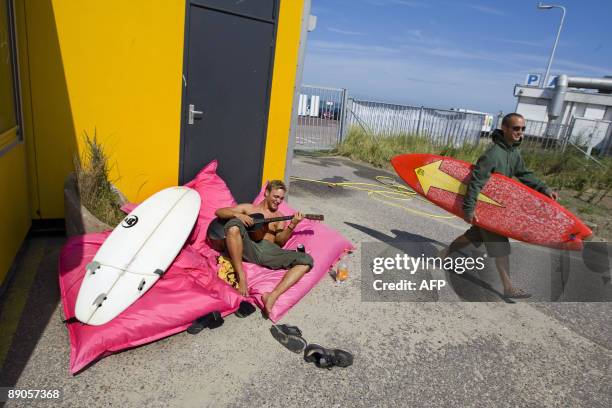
<box><xmin>186</xmin><ymin>311</ymin><xmax>224</xmax><ymax>334</ymax></box>
<box><xmin>303</xmin><ymin>344</ymin><xmax>353</xmax><ymax>369</ymax></box>
<box><xmin>235</xmin><ymin>301</ymin><xmax>256</xmax><ymax>318</ymax></box>
<box><xmin>270</xmin><ymin>324</ymin><xmax>307</xmax><ymax>354</ymax></box>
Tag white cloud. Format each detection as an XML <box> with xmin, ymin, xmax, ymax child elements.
<box><xmin>391</xmin><ymin>0</ymin><xmax>430</xmax><ymax>6</ymax></box>
<box><xmin>422</xmin><ymin>46</ymin><xmax>506</xmax><ymax>64</ymax></box>
<box><xmin>303</xmin><ymin>49</ymin><xmax>522</xmax><ymax>113</ymax></box>
<box><xmin>554</xmin><ymin>59</ymin><xmax>612</xmax><ymax>76</ymax></box>
<box><xmin>389</xmin><ymin>29</ymin><xmax>446</xmax><ymax>47</ymax></box>
<box><xmin>311</xmin><ymin>5</ymin><xmax>332</xmax><ymax>14</ymax></box>
<box><xmin>494</xmin><ymin>38</ymin><xmax>545</xmax><ymax>48</ymax></box>
<box><xmin>303</xmin><ymin>37</ymin><xmax>611</xmax><ymax>113</ymax></box>
<box><xmin>365</xmin><ymin>0</ymin><xmax>430</xmax><ymax>8</ymax></box>
<box><xmin>309</xmin><ymin>40</ymin><xmax>398</xmax><ymax>54</ymax></box>
<box><xmin>465</xmin><ymin>4</ymin><xmax>507</xmax><ymax>16</ymax></box>
<box><xmin>310</xmin><ymin>39</ymin><xmax>523</xmax><ymax>69</ymax></box>
<box><xmin>327</xmin><ymin>27</ymin><xmax>367</xmax><ymax>36</ymax></box>
<box><xmin>405</xmin><ymin>29</ymin><xmax>423</xmax><ymax>40</ymax></box>
<box><xmin>507</xmin><ymin>52</ymin><xmax>611</xmax><ymax>76</ymax></box>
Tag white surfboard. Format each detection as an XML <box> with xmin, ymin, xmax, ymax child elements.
<box><xmin>75</xmin><ymin>186</ymin><xmax>201</xmax><ymax>326</ymax></box>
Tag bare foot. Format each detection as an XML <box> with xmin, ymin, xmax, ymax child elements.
<box><xmin>237</xmin><ymin>281</ymin><xmax>249</xmax><ymax>297</ymax></box>
<box><xmin>261</xmin><ymin>292</ymin><xmax>277</xmax><ymax>319</ymax></box>
<box><xmin>504</xmin><ymin>287</ymin><xmax>532</xmax><ymax>299</ymax></box>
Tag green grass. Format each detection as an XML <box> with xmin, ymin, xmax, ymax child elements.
<box><xmin>74</xmin><ymin>132</ymin><xmax>125</xmax><ymax>226</ymax></box>
<box><xmin>337</xmin><ymin>126</ymin><xmax>612</xmax><ymax>195</ymax></box>
<box><xmin>337</xmin><ymin>126</ymin><xmax>485</xmax><ymax>168</ymax></box>
<box><xmin>522</xmin><ymin>149</ymin><xmax>612</xmax><ymax>200</ymax></box>
<box><xmin>578</xmin><ymin>206</ymin><xmax>595</xmax><ymax>215</ymax></box>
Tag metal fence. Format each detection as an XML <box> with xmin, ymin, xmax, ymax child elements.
<box><xmin>482</xmin><ymin>117</ymin><xmax>572</xmax><ymax>151</ymax></box>
<box><xmin>568</xmin><ymin>117</ymin><xmax>612</xmax><ymax>156</ymax></box>
<box><xmin>492</xmin><ymin>117</ymin><xmax>612</xmax><ymax>157</ymax></box>
<box><xmin>294</xmin><ymin>85</ymin><xmax>347</xmax><ymax>151</ymax></box>
<box><xmin>345</xmin><ymin>99</ymin><xmax>489</xmax><ymax>146</ymax></box>
<box><xmin>293</xmin><ymin>85</ymin><xmax>612</xmax><ymax>157</ymax></box>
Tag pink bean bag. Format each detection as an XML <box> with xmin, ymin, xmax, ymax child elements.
<box><xmin>59</xmin><ymin>161</ymin><xmax>352</xmax><ymax>374</ymax></box>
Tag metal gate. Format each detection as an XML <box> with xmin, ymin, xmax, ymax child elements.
<box><xmin>294</xmin><ymin>85</ymin><xmax>347</xmax><ymax>150</ymax></box>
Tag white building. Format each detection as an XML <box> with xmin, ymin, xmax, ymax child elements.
<box><xmin>514</xmin><ymin>74</ymin><xmax>612</xmax><ymax>154</ymax></box>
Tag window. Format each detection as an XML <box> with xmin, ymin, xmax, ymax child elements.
<box><xmin>0</xmin><ymin>0</ymin><xmax>22</xmax><ymax>155</ymax></box>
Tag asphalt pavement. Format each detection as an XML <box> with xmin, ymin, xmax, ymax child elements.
<box><xmin>1</xmin><ymin>154</ymin><xmax>610</xmax><ymax>407</ymax></box>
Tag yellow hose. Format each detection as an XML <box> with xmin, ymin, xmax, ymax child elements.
<box><xmin>289</xmin><ymin>176</ymin><xmax>455</xmax><ymax>219</ymax></box>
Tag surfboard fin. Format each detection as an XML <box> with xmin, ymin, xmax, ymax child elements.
<box><xmin>138</xmin><ymin>279</ymin><xmax>146</xmax><ymax>291</ymax></box>
<box><xmin>86</xmin><ymin>261</ymin><xmax>101</xmax><ymax>275</ymax></box>
<box><xmin>93</xmin><ymin>293</ymin><xmax>107</xmax><ymax>307</ymax></box>
<box><xmin>154</xmin><ymin>269</ymin><xmax>165</xmax><ymax>277</ymax></box>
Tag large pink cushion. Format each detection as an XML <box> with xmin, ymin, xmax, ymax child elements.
<box><xmin>59</xmin><ymin>161</ymin><xmax>352</xmax><ymax>373</ymax></box>
<box><xmin>60</xmin><ymin>161</ymin><xmax>240</xmax><ymax>374</ymax></box>
<box><xmin>59</xmin><ymin>234</ymin><xmax>242</xmax><ymax>374</ymax></box>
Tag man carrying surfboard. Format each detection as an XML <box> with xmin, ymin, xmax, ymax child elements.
<box><xmin>439</xmin><ymin>113</ymin><xmax>558</xmax><ymax>299</ymax></box>
<box><xmin>210</xmin><ymin>180</ymin><xmax>313</xmax><ymax>316</ymax></box>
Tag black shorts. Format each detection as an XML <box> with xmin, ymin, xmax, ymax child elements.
<box><xmin>465</xmin><ymin>226</ymin><xmax>510</xmax><ymax>258</ymax></box>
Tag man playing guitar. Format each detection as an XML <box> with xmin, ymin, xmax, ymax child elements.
<box><xmin>207</xmin><ymin>180</ymin><xmax>313</xmax><ymax>317</ymax></box>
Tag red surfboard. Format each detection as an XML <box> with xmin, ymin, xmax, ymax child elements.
<box><xmin>391</xmin><ymin>153</ymin><xmax>591</xmax><ymax>251</ymax></box>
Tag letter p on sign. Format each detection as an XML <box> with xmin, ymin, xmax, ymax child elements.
<box><xmin>525</xmin><ymin>73</ymin><xmax>541</xmax><ymax>86</ymax></box>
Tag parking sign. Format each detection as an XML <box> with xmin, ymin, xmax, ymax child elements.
<box><xmin>525</xmin><ymin>73</ymin><xmax>542</xmax><ymax>86</ymax></box>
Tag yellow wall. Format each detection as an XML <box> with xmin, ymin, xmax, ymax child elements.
<box><xmin>261</xmin><ymin>0</ymin><xmax>305</xmax><ymax>184</ymax></box>
<box><xmin>0</xmin><ymin>1</ymin><xmax>31</xmax><ymax>285</ymax></box>
<box><xmin>2</xmin><ymin>0</ymin><xmax>304</xmax><ymax>284</ymax></box>
<box><xmin>0</xmin><ymin>139</ymin><xmax>31</xmax><ymax>284</ymax></box>
<box><xmin>20</xmin><ymin>0</ymin><xmax>185</xmax><ymax>218</ymax></box>
<box><xmin>14</xmin><ymin>0</ymin><xmax>37</xmax><ymax>220</ymax></box>
<box><xmin>17</xmin><ymin>0</ymin><xmax>303</xmax><ymax>218</ymax></box>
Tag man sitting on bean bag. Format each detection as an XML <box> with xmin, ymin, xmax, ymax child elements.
<box><xmin>207</xmin><ymin>180</ymin><xmax>313</xmax><ymax>317</ymax></box>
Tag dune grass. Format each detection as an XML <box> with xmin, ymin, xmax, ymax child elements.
<box><xmin>73</xmin><ymin>132</ymin><xmax>125</xmax><ymax>226</ymax></box>
<box><xmin>336</xmin><ymin>126</ymin><xmax>612</xmax><ymax>201</ymax></box>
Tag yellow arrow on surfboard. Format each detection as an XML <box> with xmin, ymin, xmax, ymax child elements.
<box><xmin>415</xmin><ymin>160</ymin><xmax>502</xmax><ymax>207</ymax></box>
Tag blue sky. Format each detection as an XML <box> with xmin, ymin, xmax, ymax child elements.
<box><xmin>303</xmin><ymin>0</ymin><xmax>612</xmax><ymax>114</ymax></box>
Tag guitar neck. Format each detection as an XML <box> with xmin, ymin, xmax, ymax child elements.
<box><xmin>257</xmin><ymin>214</ymin><xmax>322</xmax><ymax>224</ymax></box>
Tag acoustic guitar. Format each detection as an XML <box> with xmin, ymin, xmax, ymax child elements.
<box><xmin>207</xmin><ymin>213</ymin><xmax>324</xmax><ymax>242</ymax></box>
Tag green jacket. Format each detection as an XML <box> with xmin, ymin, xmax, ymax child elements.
<box><xmin>463</xmin><ymin>129</ymin><xmax>550</xmax><ymax>216</ymax></box>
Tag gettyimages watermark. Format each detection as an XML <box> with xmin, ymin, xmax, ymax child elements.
<box><xmin>360</xmin><ymin>241</ymin><xmax>612</xmax><ymax>302</ymax></box>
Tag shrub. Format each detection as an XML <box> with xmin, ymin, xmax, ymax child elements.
<box><xmin>337</xmin><ymin>125</ymin><xmax>612</xmax><ymax>195</ymax></box>
<box><xmin>73</xmin><ymin>132</ymin><xmax>125</xmax><ymax>226</ymax></box>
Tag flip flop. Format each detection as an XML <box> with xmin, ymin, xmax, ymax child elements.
<box><xmin>187</xmin><ymin>311</ymin><xmax>224</xmax><ymax>334</ymax></box>
<box><xmin>270</xmin><ymin>324</ymin><xmax>307</xmax><ymax>354</ymax></box>
<box><xmin>504</xmin><ymin>288</ymin><xmax>532</xmax><ymax>299</ymax></box>
<box><xmin>235</xmin><ymin>301</ymin><xmax>256</xmax><ymax>318</ymax></box>
<box><xmin>303</xmin><ymin>344</ymin><xmax>354</xmax><ymax>369</ymax></box>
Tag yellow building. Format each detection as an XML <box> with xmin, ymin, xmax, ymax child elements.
<box><xmin>0</xmin><ymin>0</ymin><xmax>313</xmax><ymax>287</ymax></box>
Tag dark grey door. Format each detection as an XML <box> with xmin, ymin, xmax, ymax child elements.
<box><xmin>180</xmin><ymin>0</ymin><xmax>278</xmax><ymax>202</ymax></box>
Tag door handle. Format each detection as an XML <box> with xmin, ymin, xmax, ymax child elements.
<box><xmin>188</xmin><ymin>104</ymin><xmax>203</xmax><ymax>125</ymax></box>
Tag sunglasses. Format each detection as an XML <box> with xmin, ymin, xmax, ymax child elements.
<box><xmin>511</xmin><ymin>126</ymin><xmax>526</xmax><ymax>132</ymax></box>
